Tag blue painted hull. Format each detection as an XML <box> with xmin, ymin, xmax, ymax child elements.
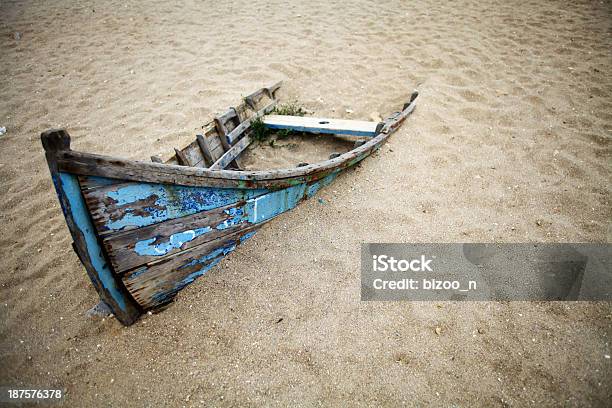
<box><xmin>41</xmin><ymin>87</ymin><xmax>417</xmax><ymax>324</ymax></box>
<box><xmin>65</xmin><ymin>170</ymin><xmax>340</xmax><ymax>311</ymax></box>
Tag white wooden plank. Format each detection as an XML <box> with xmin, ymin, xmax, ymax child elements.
<box><xmin>263</xmin><ymin>115</ymin><xmax>380</xmax><ymax>137</ymax></box>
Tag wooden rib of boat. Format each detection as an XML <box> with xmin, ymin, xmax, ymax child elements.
<box><xmin>41</xmin><ymin>82</ymin><xmax>418</xmax><ymax>325</ymax></box>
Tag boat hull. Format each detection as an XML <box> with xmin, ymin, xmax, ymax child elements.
<box><xmin>41</xmin><ymin>88</ymin><xmax>417</xmax><ymax>325</ymax></box>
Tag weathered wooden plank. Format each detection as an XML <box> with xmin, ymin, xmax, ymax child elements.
<box><xmin>265</xmin><ymin>81</ymin><xmax>282</xmax><ymax>99</ymax></box>
<box><xmin>123</xmin><ymin>224</ymin><xmax>261</xmax><ymax>308</ymax></box>
<box><xmin>41</xmin><ymin>130</ymin><xmax>141</xmax><ymax>325</ymax></box>
<box><xmin>196</xmin><ymin>134</ymin><xmax>214</xmax><ymax>167</ymax></box>
<box><xmin>174</xmin><ymin>148</ymin><xmax>191</xmax><ymax>166</ymax></box>
<box><xmin>210</xmin><ymin>135</ymin><xmax>252</xmax><ymax>170</ymax></box>
<box><xmin>78</xmin><ymin>175</ymin><xmax>122</xmax><ymax>190</ymax></box>
<box><xmin>103</xmin><ymin>171</ymin><xmax>339</xmax><ymax>274</ymax></box>
<box><xmin>207</xmin><ymin>136</ymin><xmax>222</xmax><ymax>154</ymax></box>
<box><xmin>195</xmin><ymin>126</ymin><xmax>224</xmax><ymax>163</ymax></box>
<box><xmin>204</xmin><ymin>125</ymin><xmax>222</xmax><ymax>149</ymax></box>
<box><xmin>181</xmin><ymin>141</ymin><xmax>207</xmax><ymax>168</ymax></box>
<box><xmin>104</xmin><ymin>201</ymin><xmax>248</xmax><ymax>273</ymax></box>
<box><xmin>209</xmin><ymin>140</ymin><xmax>225</xmax><ymax>161</ymax></box>
<box><xmin>214</xmin><ymin>114</ymin><xmax>241</xmax><ymax>169</ymax></box>
<box><xmin>82</xmin><ymin>180</ymin><xmax>269</xmax><ymax>234</ymax></box>
<box><xmin>224</xmin><ymin>117</ymin><xmax>252</xmax><ymax>147</ymax></box>
<box><xmin>225</xmin><ymin>100</ymin><xmax>277</xmax><ymax>145</ymax></box>
<box><xmin>245</xmin><ymin>86</ymin><xmax>275</xmax><ymax>111</ymax></box>
<box><xmin>56</xmin><ymin>146</ymin><xmax>367</xmax><ymax>189</ymax></box>
<box><xmin>263</xmin><ymin>115</ymin><xmax>381</xmax><ymax>137</ymax></box>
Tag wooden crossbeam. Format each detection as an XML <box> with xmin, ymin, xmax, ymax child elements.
<box><xmin>213</xmin><ymin>116</ymin><xmax>241</xmax><ymax>169</ymax></box>
<box><xmin>174</xmin><ymin>148</ymin><xmax>191</xmax><ymax>166</ymax></box>
<box><xmin>209</xmin><ymin>135</ymin><xmax>252</xmax><ymax>170</ymax></box>
<box><xmin>209</xmin><ymin>100</ymin><xmax>278</xmax><ymax>171</ymax></box>
<box><xmin>262</xmin><ymin>115</ymin><xmax>382</xmax><ymax>137</ymax></box>
<box><xmin>196</xmin><ymin>134</ymin><xmax>215</xmax><ymax>167</ymax></box>
<box><xmin>226</xmin><ymin>100</ymin><xmax>277</xmax><ymax>145</ymax></box>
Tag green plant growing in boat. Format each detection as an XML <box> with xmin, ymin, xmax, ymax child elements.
<box><xmin>250</xmin><ymin>116</ymin><xmax>268</xmax><ymax>142</ymax></box>
<box><xmin>251</xmin><ymin>101</ymin><xmax>308</xmax><ymax>143</ymax></box>
<box><xmin>273</xmin><ymin>101</ymin><xmax>307</xmax><ymax>117</ymax></box>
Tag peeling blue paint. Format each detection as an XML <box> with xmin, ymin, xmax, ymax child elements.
<box><xmin>101</xmin><ymin>183</ymin><xmax>268</xmax><ymax>232</ymax></box>
<box><xmin>149</xmin><ymin>243</ymin><xmax>238</xmax><ymax>305</ymax></box>
<box><xmin>245</xmin><ymin>183</ymin><xmax>307</xmax><ymax>223</ymax></box>
<box><xmin>134</xmin><ymin>226</ymin><xmax>213</xmax><ymax>256</ymax></box>
<box><xmin>59</xmin><ymin>172</ymin><xmax>129</xmax><ymax>313</ymax></box>
<box><xmin>121</xmin><ymin>173</ymin><xmax>341</xmax><ymax>307</ymax></box>
<box><xmin>130</xmin><ymin>177</ymin><xmax>339</xmax><ymax>259</ymax></box>
<box><xmin>216</xmin><ymin>207</ymin><xmax>246</xmax><ymax>230</ymax></box>
<box><xmin>240</xmin><ymin>231</ymin><xmax>257</xmax><ymax>242</ymax></box>
<box><xmin>306</xmin><ymin>171</ymin><xmax>339</xmax><ymax>197</ymax></box>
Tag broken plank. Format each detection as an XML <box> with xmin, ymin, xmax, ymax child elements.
<box><xmin>82</xmin><ymin>180</ymin><xmax>268</xmax><ymax>234</ymax></box>
<box><xmin>103</xmin><ymin>201</ymin><xmax>249</xmax><ymax>273</ymax></box>
<box><xmin>123</xmin><ymin>224</ymin><xmax>261</xmax><ymax>308</ymax></box>
<box><xmin>225</xmin><ymin>100</ymin><xmax>277</xmax><ymax>145</ymax></box>
<box><xmin>196</xmin><ymin>134</ymin><xmax>215</xmax><ymax>167</ymax></box>
<box><xmin>209</xmin><ymin>135</ymin><xmax>251</xmax><ymax>170</ymax></box>
<box><xmin>174</xmin><ymin>148</ymin><xmax>191</xmax><ymax>166</ymax></box>
<box><xmin>103</xmin><ymin>175</ymin><xmax>339</xmax><ymax>274</ymax></box>
<box><xmin>263</xmin><ymin>115</ymin><xmax>381</xmax><ymax>137</ymax></box>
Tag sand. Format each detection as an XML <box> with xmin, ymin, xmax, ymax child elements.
<box><xmin>1</xmin><ymin>0</ymin><xmax>611</xmax><ymax>406</ymax></box>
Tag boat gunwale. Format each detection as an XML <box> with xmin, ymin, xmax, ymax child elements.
<box><xmin>51</xmin><ymin>96</ymin><xmax>417</xmax><ymax>188</ymax></box>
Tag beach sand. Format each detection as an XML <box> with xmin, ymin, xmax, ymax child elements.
<box><xmin>1</xmin><ymin>0</ymin><xmax>611</xmax><ymax>406</ymax></box>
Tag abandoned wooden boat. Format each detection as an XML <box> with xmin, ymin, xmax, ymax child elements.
<box><xmin>41</xmin><ymin>82</ymin><xmax>418</xmax><ymax>325</ymax></box>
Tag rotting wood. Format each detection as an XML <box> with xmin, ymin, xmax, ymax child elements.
<box><xmin>122</xmin><ymin>223</ymin><xmax>263</xmax><ymax>308</ymax></box>
<box><xmin>103</xmin><ymin>201</ymin><xmax>249</xmax><ymax>273</ymax></box>
<box><xmin>40</xmin><ymin>85</ymin><xmax>418</xmax><ymax>325</ymax></box>
<box><xmin>41</xmin><ymin>129</ymin><xmax>141</xmax><ymax>325</ymax></box>
<box><xmin>214</xmin><ymin>115</ymin><xmax>241</xmax><ymax>169</ymax></box>
<box><xmin>174</xmin><ymin>148</ymin><xmax>191</xmax><ymax>166</ymax></box>
<box><xmin>196</xmin><ymin>134</ymin><xmax>214</xmax><ymax>167</ymax></box>
<box><xmin>210</xmin><ymin>135</ymin><xmax>252</xmax><ymax>170</ymax></box>
<box><xmin>225</xmin><ymin>100</ymin><xmax>277</xmax><ymax>145</ymax></box>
